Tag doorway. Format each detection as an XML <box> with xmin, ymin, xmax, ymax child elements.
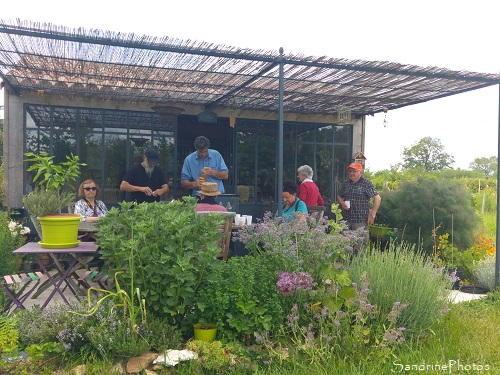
<box><xmin>176</xmin><ymin>115</ymin><xmax>234</xmax><ymax>195</ymax></box>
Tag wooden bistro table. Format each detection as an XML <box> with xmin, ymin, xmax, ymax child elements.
<box><xmin>13</xmin><ymin>241</ymin><xmax>99</xmax><ymax>309</ymax></box>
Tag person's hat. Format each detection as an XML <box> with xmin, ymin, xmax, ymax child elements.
<box><xmin>144</xmin><ymin>147</ymin><xmax>159</xmax><ymax>165</ymax></box>
<box><xmin>347</xmin><ymin>162</ymin><xmax>363</xmax><ymax>171</ymax></box>
<box><xmin>199</xmin><ymin>182</ymin><xmax>221</xmax><ymax>196</ymax></box>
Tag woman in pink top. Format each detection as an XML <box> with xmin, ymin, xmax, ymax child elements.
<box><xmin>195</xmin><ymin>182</ymin><xmax>228</xmax><ymax>212</ymax></box>
<box><xmin>297</xmin><ymin>165</ymin><xmax>324</xmax><ymax>207</ymax></box>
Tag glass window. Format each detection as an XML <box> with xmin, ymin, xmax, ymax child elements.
<box><xmin>236</xmin><ymin>124</ymin><xmax>257</xmax><ymax>203</ymax></box>
<box><xmin>334</xmin><ymin>125</ymin><xmax>351</xmax><ymax>143</ymax></box>
<box><xmin>103</xmin><ymin>134</ymin><xmax>128</xmax><ymax>203</ymax></box>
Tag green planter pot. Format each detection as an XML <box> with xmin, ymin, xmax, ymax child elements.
<box><xmin>369</xmin><ymin>225</ymin><xmax>392</xmax><ymax>237</ymax></box>
<box><xmin>38</xmin><ymin>214</ymin><xmax>82</xmax><ymax>248</ymax></box>
<box><xmin>193</xmin><ymin>323</ymin><xmax>217</xmax><ymax>342</ymax></box>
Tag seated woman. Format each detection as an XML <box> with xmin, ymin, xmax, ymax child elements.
<box><xmin>277</xmin><ymin>180</ymin><xmax>308</xmax><ymax>222</ymax></box>
<box><xmin>195</xmin><ymin>182</ymin><xmax>228</xmax><ymax>212</ymax></box>
<box><xmin>74</xmin><ymin>179</ymin><xmax>109</xmax><ymax>222</ymax></box>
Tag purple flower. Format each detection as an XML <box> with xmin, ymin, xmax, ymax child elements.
<box><xmin>276</xmin><ymin>271</ymin><xmax>315</xmax><ymax>295</ymax></box>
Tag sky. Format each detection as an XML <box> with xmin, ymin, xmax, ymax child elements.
<box><xmin>1</xmin><ymin>0</ymin><xmax>499</xmax><ymax>171</ymax></box>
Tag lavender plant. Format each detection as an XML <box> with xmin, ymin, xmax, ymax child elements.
<box><xmin>257</xmin><ymin>273</ymin><xmax>408</xmax><ymax>365</ymax></box>
<box><xmin>349</xmin><ymin>241</ymin><xmax>451</xmax><ymax>334</ymax></box>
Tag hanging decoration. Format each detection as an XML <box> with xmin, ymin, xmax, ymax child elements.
<box><xmin>337</xmin><ymin>106</ymin><xmax>352</xmax><ymax>125</ymax></box>
<box><xmin>382</xmin><ymin>107</ymin><xmax>389</xmax><ymax>127</ymax></box>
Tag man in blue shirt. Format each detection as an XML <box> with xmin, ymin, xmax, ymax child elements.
<box><xmin>181</xmin><ymin>136</ymin><xmax>229</xmax><ymax>197</ymax></box>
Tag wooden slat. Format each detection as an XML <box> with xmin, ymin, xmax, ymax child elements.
<box><xmin>12</xmin><ymin>274</ymin><xmax>22</xmax><ymax>283</ymax></box>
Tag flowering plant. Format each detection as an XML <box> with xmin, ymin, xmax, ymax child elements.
<box><xmin>0</xmin><ymin>212</ymin><xmax>28</xmax><ymax>279</ymax></box>
<box><xmin>8</xmin><ymin>220</ymin><xmax>31</xmax><ymax>237</ymax></box>
<box><xmin>234</xmin><ymin>212</ymin><xmax>358</xmax><ymax>280</ymax></box>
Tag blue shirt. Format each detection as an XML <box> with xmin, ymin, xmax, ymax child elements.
<box><xmin>181</xmin><ymin>149</ymin><xmax>228</xmax><ymax>196</ymax></box>
<box><xmin>277</xmin><ymin>197</ymin><xmax>308</xmax><ymax>222</ymax></box>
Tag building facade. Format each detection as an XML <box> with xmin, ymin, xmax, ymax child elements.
<box><xmin>3</xmin><ymin>90</ymin><xmax>364</xmax><ymax>217</ymax></box>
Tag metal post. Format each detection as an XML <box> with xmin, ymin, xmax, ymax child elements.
<box><xmin>496</xmin><ymin>84</ymin><xmax>500</xmax><ymax>288</ymax></box>
<box><xmin>277</xmin><ymin>48</ymin><xmax>284</xmax><ymax>217</ymax></box>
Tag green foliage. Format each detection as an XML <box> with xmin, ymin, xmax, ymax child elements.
<box><xmin>0</xmin><ymin>314</ymin><xmax>19</xmax><ymax>353</ymax></box>
<box><xmin>0</xmin><ymin>211</ymin><xmax>26</xmax><ymax>278</ymax></box>
<box><xmin>25</xmin><ymin>341</ymin><xmax>64</xmax><ymax>361</ymax></box>
<box><xmin>470</xmin><ymin>183</ymin><xmax>497</xmax><ymax>214</ymax></box>
<box><xmin>235</xmin><ymin>212</ymin><xmax>352</xmax><ymax>281</ymax></box>
<box><xmin>401</xmin><ymin>137</ymin><xmax>454</xmax><ymax>171</ymax></box>
<box><xmin>23</xmin><ymin>152</ymin><xmax>85</xmax><ymax>216</ymax></box>
<box><xmin>141</xmin><ymin>313</ymin><xmax>183</xmax><ymax>351</ymax></box>
<box><xmin>186</xmin><ymin>340</ymin><xmax>233</xmax><ymax>371</ymax></box>
<box><xmin>24</xmin><ymin>152</ymin><xmax>85</xmax><ymax>192</ymax></box>
<box><xmin>349</xmin><ymin>241</ymin><xmax>451</xmax><ymax>334</ymax></box>
<box><xmin>95</xmin><ymin>198</ymin><xmax>223</xmax><ymax>325</ymax></box>
<box><xmin>469</xmin><ymin>156</ymin><xmax>498</xmax><ymax>178</ymax></box>
<box><xmin>378</xmin><ymin>176</ymin><xmax>478</xmax><ymax>253</ymax></box>
<box><xmin>193</xmin><ymin>255</ymin><xmax>284</xmax><ymax>341</ymax></box>
<box><xmin>432</xmin><ymin>233</ymin><xmax>489</xmax><ymax>283</ymax></box>
<box><xmin>22</xmin><ymin>187</ymin><xmax>74</xmax><ymax>217</ymax></box>
<box><xmin>473</xmin><ymin>256</ymin><xmax>496</xmax><ymax>291</ymax></box>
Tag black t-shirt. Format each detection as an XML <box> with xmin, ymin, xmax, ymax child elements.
<box><xmin>122</xmin><ymin>163</ymin><xmax>167</xmax><ymax>203</ymax></box>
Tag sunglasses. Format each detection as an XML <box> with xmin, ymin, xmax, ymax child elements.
<box><xmin>84</xmin><ymin>187</ymin><xmax>97</xmax><ymax>191</ymax></box>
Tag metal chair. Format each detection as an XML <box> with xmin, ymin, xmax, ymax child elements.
<box><xmin>307</xmin><ymin>205</ymin><xmax>325</xmax><ymax>223</ymax></box>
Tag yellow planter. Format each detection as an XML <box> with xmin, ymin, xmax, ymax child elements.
<box><xmin>38</xmin><ymin>214</ymin><xmax>82</xmax><ymax>248</ymax></box>
<box><xmin>193</xmin><ymin>323</ymin><xmax>217</xmax><ymax>342</ymax></box>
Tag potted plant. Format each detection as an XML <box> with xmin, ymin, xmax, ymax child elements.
<box><xmin>193</xmin><ymin>322</ymin><xmax>218</xmax><ymax>342</ymax></box>
<box><xmin>22</xmin><ymin>152</ymin><xmax>86</xmax><ymax>248</ymax></box>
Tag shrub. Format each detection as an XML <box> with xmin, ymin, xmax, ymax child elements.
<box><xmin>0</xmin><ymin>211</ymin><xmax>27</xmax><ymax>277</ymax></box>
<box><xmin>192</xmin><ymin>255</ymin><xmax>284</xmax><ymax>341</ymax></box>
<box><xmin>96</xmin><ymin>198</ymin><xmax>223</xmax><ymax>325</ymax></box>
<box><xmin>234</xmin><ymin>213</ymin><xmax>355</xmax><ymax>281</ymax></box>
<box><xmin>379</xmin><ymin>176</ymin><xmax>478</xmax><ymax>254</ymax></box>
<box><xmin>349</xmin><ymin>241</ymin><xmax>451</xmax><ymax>334</ymax></box>
<box><xmin>434</xmin><ymin>233</ymin><xmax>495</xmax><ymax>283</ymax></box>
<box><xmin>473</xmin><ymin>256</ymin><xmax>496</xmax><ymax>291</ymax></box>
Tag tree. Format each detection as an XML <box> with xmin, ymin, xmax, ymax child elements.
<box><xmin>401</xmin><ymin>137</ymin><xmax>454</xmax><ymax>171</ymax></box>
<box><xmin>469</xmin><ymin>156</ymin><xmax>498</xmax><ymax>178</ymax></box>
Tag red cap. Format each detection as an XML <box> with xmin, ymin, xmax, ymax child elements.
<box><xmin>347</xmin><ymin>162</ymin><xmax>363</xmax><ymax>171</ymax></box>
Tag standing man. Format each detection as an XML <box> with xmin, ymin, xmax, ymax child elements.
<box><xmin>337</xmin><ymin>162</ymin><xmax>381</xmax><ymax>230</ymax></box>
<box><xmin>120</xmin><ymin>147</ymin><xmax>169</xmax><ymax>203</ymax></box>
<box><xmin>181</xmin><ymin>136</ymin><xmax>228</xmax><ymax>197</ymax></box>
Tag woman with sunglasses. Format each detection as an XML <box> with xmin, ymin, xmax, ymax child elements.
<box><xmin>74</xmin><ymin>179</ymin><xmax>109</xmax><ymax>222</ymax></box>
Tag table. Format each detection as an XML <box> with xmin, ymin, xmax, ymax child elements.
<box><xmin>78</xmin><ymin>221</ymin><xmax>98</xmax><ymax>233</ymax></box>
<box><xmin>13</xmin><ymin>242</ymin><xmax>99</xmax><ymax>309</ymax></box>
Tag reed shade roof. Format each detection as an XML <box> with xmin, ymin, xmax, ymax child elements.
<box><xmin>1</xmin><ymin>19</ymin><xmax>500</xmax><ymax>117</ymax></box>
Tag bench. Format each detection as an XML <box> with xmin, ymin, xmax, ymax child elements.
<box><xmin>1</xmin><ymin>272</ymin><xmax>48</xmax><ymax>314</ymax></box>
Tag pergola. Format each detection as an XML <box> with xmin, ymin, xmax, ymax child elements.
<box><xmin>1</xmin><ymin>19</ymin><xmax>500</xmax><ymax>283</ymax></box>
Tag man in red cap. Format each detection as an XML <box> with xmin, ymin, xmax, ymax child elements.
<box><xmin>337</xmin><ymin>162</ymin><xmax>381</xmax><ymax>233</ymax></box>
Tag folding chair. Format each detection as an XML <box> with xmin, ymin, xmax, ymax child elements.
<box><xmin>1</xmin><ymin>272</ymin><xmax>48</xmax><ymax>314</ymax></box>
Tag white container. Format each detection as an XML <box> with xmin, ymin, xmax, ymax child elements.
<box><xmin>245</xmin><ymin>215</ymin><xmax>253</xmax><ymax>225</ymax></box>
<box><xmin>234</xmin><ymin>214</ymin><xmax>241</xmax><ymax>225</ymax></box>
